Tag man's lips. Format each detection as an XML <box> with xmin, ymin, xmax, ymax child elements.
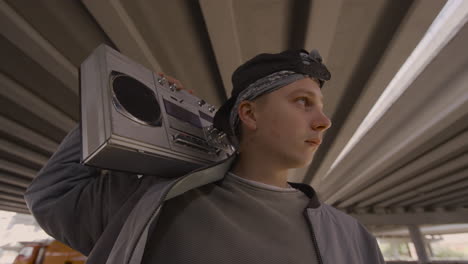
<box><xmin>305</xmin><ymin>140</ymin><xmax>321</xmax><ymax>146</ymax></box>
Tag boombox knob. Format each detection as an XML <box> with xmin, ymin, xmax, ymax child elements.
<box><xmin>198</xmin><ymin>100</ymin><xmax>206</xmax><ymax>106</ymax></box>
<box><xmin>157</xmin><ymin>76</ymin><xmax>167</xmax><ymax>85</ymax></box>
<box><xmin>169</xmin><ymin>83</ymin><xmax>177</xmax><ymax>92</ymax></box>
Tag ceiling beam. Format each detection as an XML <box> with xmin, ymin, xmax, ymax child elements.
<box><xmin>0</xmin><ymin>0</ymin><xmax>78</xmax><ymax>94</ymax></box>
<box><xmin>199</xmin><ymin>0</ymin><xmax>242</xmax><ymax>97</ymax></box>
<box><xmin>0</xmin><ymin>199</ymin><xmax>27</xmax><ymax>210</ymax></box>
<box><xmin>395</xmin><ymin>168</ymin><xmax>468</xmax><ymax>207</ymax></box>
<box><xmin>0</xmin><ymin>159</ymin><xmax>37</xmax><ymax>179</ymax></box>
<box><xmin>303</xmin><ymin>0</ymin><xmax>342</xmax><ymax>63</ymax></box>
<box><xmin>358</xmin><ymin>152</ymin><xmax>468</xmax><ymax>208</ymax></box>
<box><xmin>0</xmin><ymin>191</ymin><xmax>25</xmax><ymax>204</ymax></box>
<box><xmin>0</xmin><ymin>182</ymin><xmax>25</xmax><ymax>196</ymax></box>
<box><xmin>438</xmin><ymin>196</ymin><xmax>468</xmax><ymax>208</ymax></box>
<box><xmin>81</xmin><ymin>0</ymin><xmax>162</xmax><ymax>72</ymax></box>
<box><xmin>353</xmin><ymin>209</ymin><xmax>468</xmax><ymax>225</ymax></box>
<box><xmin>309</xmin><ymin>0</ymin><xmax>446</xmax><ymax>189</ymax></box>
<box><xmin>323</xmin><ymin>21</ymin><xmax>468</xmax><ymax>204</ymax></box>
<box><xmin>373</xmin><ymin>223</ymin><xmax>468</xmax><ymax>236</ymax></box>
<box><xmin>0</xmin><ymin>172</ymin><xmax>31</xmax><ymax>188</ymax></box>
<box><xmin>412</xmin><ymin>187</ymin><xmax>468</xmax><ymax>208</ymax></box>
<box><xmin>0</xmin><ymin>73</ymin><xmax>75</xmax><ymax>133</ymax></box>
<box><xmin>341</xmin><ymin>130</ymin><xmax>468</xmax><ymax>207</ymax></box>
<box><xmin>0</xmin><ymin>205</ymin><xmax>30</xmax><ymax>215</ymax></box>
<box><xmin>0</xmin><ymin>138</ymin><xmax>48</xmax><ymax>168</ymax></box>
<box><xmin>0</xmin><ymin>116</ymin><xmax>59</xmax><ymax>154</ymax></box>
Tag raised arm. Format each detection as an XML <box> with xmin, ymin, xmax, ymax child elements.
<box><xmin>24</xmin><ymin>124</ymin><xmax>148</xmax><ymax>255</ymax></box>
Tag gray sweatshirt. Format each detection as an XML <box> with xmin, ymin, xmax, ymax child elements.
<box><xmin>141</xmin><ymin>171</ymin><xmax>318</xmax><ymax>263</ymax></box>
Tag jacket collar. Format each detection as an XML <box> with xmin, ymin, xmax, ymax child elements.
<box><xmin>167</xmin><ymin>153</ymin><xmax>322</xmax><ymax>209</ymax></box>
<box><xmin>287</xmin><ymin>182</ymin><xmax>321</xmax><ymax>209</ymax></box>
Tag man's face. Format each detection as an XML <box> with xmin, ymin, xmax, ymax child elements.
<box><xmin>244</xmin><ymin>77</ymin><xmax>332</xmax><ymax>168</ymax></box>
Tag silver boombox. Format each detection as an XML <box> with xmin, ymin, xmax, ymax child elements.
<box><xmin>80</xmin><ymin>44</ymin><xmax>235</xmax><ymax>177</ymax></box>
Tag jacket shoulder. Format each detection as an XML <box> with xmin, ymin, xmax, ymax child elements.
<box><xmin>320</xmin><ymin>204</ymin><xmax>375</xmax><ymax>240</ymax></box>
<box><xmin>318</xmin><ymin>204</ymin><xmax>386</xmax><ymax>263</ymax></box>
<box><xmin>321</xmin><ymin>203</ymin><xmax>358</xmax><ymax>224</ymax></box>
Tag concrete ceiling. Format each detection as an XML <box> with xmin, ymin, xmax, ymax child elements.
<box><xmin>0</xmin><ymin>0</ymin><xmax>467</xmax><ymax>228</ymax></box>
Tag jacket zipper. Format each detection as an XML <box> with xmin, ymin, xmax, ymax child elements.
<box><xmin>304</xmin><ymin>210</ymin><xmax>324</xmax><ymax>264</ymax></box>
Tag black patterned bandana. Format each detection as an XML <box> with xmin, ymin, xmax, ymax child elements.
<box><xmin>228</xmin><ymin>70</ymin><xmax>305</xmax><ymax>147</ymax></box>
<box><xmin>213</xmin><ymin>49</ymin><xmax>331</xmax><ymax>149</ymax></box>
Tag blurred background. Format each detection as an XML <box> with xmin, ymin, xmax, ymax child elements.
<box><xmin>1</xmin><ymin>0</ymin><xmax>467</xmax><ymax>263</ymax></box>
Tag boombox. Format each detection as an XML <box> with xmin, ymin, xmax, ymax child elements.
<box><xmin>80</xmin><ymin>44</ymin><xmax>235</xmax><ymax>177</ymax></box>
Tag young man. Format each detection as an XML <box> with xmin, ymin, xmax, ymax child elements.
<box><xmin>24</xmin><ymin>49</ymin><xmax>385</xmax><ymax>263</ymax></box>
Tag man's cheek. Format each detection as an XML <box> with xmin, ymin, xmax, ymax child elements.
<box><xmin>269</xmin><ymin>117</ymin><xmax>284</xmax><ymax>141</ymax></box>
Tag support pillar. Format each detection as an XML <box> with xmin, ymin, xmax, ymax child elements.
<box><xmin>408</xmin><ymin>225</ymin><xmax>429</xmax><ymax>264</ymax></box>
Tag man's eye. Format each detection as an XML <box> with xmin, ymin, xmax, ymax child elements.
<box><xmin>297</xmin><ymin>97</ymin><xmax>311</xmax><ymax>105</ymax></box>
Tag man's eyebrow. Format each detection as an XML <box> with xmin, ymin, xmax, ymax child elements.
<box><xmin>290</xmin><ymin>89</ymin><xmax>324</xmax><ymax>101</ymax></box>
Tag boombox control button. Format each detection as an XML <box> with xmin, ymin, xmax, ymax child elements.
<box><xmin>169</xmin><ymin>83</ymin><xmax>177</xmax><ymax>91</ymax></box>
<box><xmin>208</xmin><ymin>106</ymin><xmax>216</xmax><ymax>112</ymax></box>
<box><xmin>198</xmin><ymin>100</ymin><xmax>206</xmax><ymax>106</ymax></box>
<box><xmin>157</xmin><ymin>76</ymin><xmax>167</xmax><ymax>86</ymax></box>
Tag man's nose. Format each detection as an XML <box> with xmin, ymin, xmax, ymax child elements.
<box><xmin>311</xmin><ymin>112</ymin><xmax>332</xmax><ymax>132</ymax></box>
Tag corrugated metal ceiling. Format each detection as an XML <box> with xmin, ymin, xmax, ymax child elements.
<box><xmin>0</xmin><ymin>0</ymin><xmax>467</xmax><ymax>227</ymax></box>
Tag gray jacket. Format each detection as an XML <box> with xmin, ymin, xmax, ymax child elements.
<box><xmin>24</xmin><ymin>125</ymin><xmax>385</xmax><ymax>264</ymax></box>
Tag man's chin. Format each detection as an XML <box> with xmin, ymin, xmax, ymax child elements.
<box><xmin>285</xmin><ymin>153</ymin><xmax>315</xmax><ymax>169</ymax></box>
<box><xmin>300</xmin><ymin>150</ymin><xmax>317</xmax><ymax>167</ymax></box>
<box><xmin>297</xmin><ymin>158</ymin><xmax>314</xmax><ymax>169</ymax></box>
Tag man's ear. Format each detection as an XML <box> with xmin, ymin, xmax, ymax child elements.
<box><xmin>238</xmin><ymin>100</ymin><xmax>257</xmax><ymax>131</ymax></box>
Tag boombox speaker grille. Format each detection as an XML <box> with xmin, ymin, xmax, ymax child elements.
<box><xmin>110</xmin><ymin>71</ymin><xmax>162</xmax><ymax>126</ymax></box>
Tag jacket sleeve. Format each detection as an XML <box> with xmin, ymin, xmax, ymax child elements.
<box><xmin>356</xmin><ymin>222</ymin><xmax>386</xmax><ymax>264</ymax></box>
<box><xmin>24</xmin><ymin>124</ymin><xmax>146</xmax><ymax>256</ymax></box>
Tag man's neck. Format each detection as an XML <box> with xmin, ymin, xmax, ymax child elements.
<box><xmin>230</xmin><ymin>152</ymin><xmax>290</xmax><ymax>188</ymax></box>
